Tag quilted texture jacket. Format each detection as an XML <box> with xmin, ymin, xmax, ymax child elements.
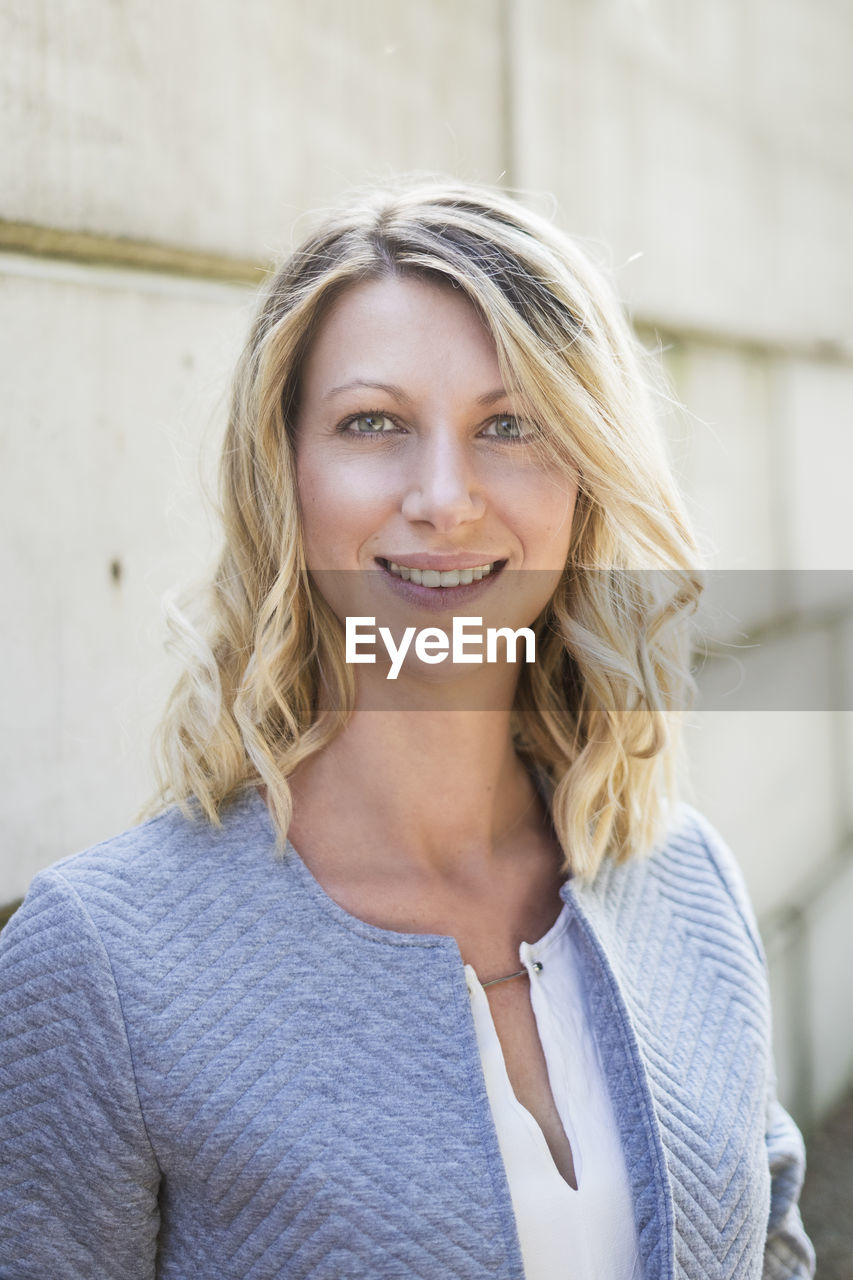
<box><xmin>0</xmin><ymin>791</ymin><xmax>814</xmax><ymax>1279</ymax></box>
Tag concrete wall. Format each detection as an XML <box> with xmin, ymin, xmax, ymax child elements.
<box><xmin>0</xmin><ymin>257</ymin><xmax>250</xmax><ymax>895</ymax></box>
<box><xmin>662</xmin><ymin>331</ymin><xmax>853</xmax><ymax>1126</ymax></box>
<box><xmin>2</xmin><ymin>0</ymin><xmax>852</xmax><ymax>1129</ymax></box>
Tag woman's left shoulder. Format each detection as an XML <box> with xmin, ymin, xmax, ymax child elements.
<box><xmin>575</xmin><ymin>803</ymin><xmax>769</xmax><ymax>1000</ymax></box>
<box><xmin>648</xmin><ymin>802</ymin><xmax>765</xmax><ymax>961</ymax></box>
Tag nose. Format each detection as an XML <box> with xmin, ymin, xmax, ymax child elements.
<box><xmin>400</xmin><ymin>432</ymin><xmax>487</xmax><ymax>531</ymax></box>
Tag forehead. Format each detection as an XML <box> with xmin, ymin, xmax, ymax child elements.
<box><xmin>297</xmin><ymin>274</ymin><xmax>504</xmax><ymax>402</ymax></box>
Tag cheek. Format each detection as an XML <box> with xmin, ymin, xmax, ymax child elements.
<box><xmin>523</xmin><ymin>477</ymin><xmax>578</xmax><ymax>549</ymax></box>
<box><xmin>297</xmin><ymin>454</ymin><xmax>384</xmax><ymax>567</ymax></box>
<box><xmin>295</xmin><ymin>457</ymin><xmax>336</xmax><ymax>563</ymax></box>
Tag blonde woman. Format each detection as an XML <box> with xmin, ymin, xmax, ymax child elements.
<box><xmin>0</xmin><ymin>182</ymin><xmax>813</xmax><ymax>1279</ymax></box>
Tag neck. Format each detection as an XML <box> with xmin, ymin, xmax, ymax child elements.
<box><xmin>287</xmin><ymin>706</ymin><xmax>544</xmax><ymax>880</ymax></box>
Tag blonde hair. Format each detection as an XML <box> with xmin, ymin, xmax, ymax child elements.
<box><xmin>153</xmin><ymin>178</ymin><xmax>703</xmax><ymax>879</ymax></box>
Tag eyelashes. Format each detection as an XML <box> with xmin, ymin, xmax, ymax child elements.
<box><xmin>336</xmin><ymin>410</ymin><xmax>535</xmax><ymax>442</ymax></box>
<box><xmin>338</xmin><ymin>411</ymin><xmax>400</xmax><ymax>437</ymax></box>
<box><xmin>483</xmin><ymin>414</ymin><xmax>533</xmax><ymax>441</ymax></box>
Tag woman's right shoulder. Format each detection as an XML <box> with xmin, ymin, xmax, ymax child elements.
<box><xmin>1</xmin><ymin>789</ymin><xmax>280</xmax><ymax>956</ymax></box>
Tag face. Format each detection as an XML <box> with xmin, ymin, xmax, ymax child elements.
<box><xmin>293</xmin><ymin>274</ymin><xmax>578</xmax><ymax>681</ymax></box>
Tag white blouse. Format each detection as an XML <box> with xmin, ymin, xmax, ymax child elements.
<box><xmin>465</xmin><ymin>905</ymin><xmax>641</xmax><ymax>1280</ymax></box>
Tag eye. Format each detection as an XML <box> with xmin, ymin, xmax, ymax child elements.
<box><xmin>482</xmin><ymin>414</ymin><xmax>531</xmax><ymax>441</ymax></box>
<box><xmin>340</xmin><ymin>411</ymin><xmax>398</xmax><ymax>436</ymax></box>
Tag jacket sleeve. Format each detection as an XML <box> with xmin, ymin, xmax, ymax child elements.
<box><xmin>693</xmin><ymin>811</ymin><xmax>816</xmax><ymax>1279</ymax></box>
<box><xmin>762</xmin><ymin>1095</ymin><xmax>815</xmax><ymax>1279</ymax></box>
<box><xmin>0</xmin><ymin>868</ymin><xmax>160</xmax><ymax>1279</ymax></box>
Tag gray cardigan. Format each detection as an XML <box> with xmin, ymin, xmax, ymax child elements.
<box><xmin>0</xmin><ymin>791</ymin><xmax>814</xmax><ymax>1279</ymax></box>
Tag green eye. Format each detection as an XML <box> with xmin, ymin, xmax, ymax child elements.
<box><xmin>347</xmin><ymin>413</ymin><xmax>394</xmax><ymax>434</ymax></box>
<box><xmin>486</xmin><ymin>414</ymin><xmax>528</xmax><ymax>439</ymax></box>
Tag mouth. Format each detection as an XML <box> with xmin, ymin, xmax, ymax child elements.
<box><xmin>377</xmin><ymin>558</ymin><xmax>505</xmax><ymax>587</ymax></box>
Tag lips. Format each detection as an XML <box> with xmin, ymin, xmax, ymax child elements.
<box><xmin>382</xmin><ymin>559</ymin><xmax>502</xmax><ymax>587</ymax></box>
<box><xmin>374</xmin><ymin>557</ymin><xmax>508</xmax><ymax>611</ymax></box>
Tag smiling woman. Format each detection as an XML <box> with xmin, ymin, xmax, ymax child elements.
<box><xmin>293</xmin><ymin>274</ymin><xmax>576</xmax><ymax>695</ymax></box>
<box><xmin>0</xmin><ymin>180</ymin><xmax>814</xmax><ymax>1279</ymax></box>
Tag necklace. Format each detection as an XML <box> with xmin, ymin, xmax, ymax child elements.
<box><xmin>481</xmin><ymin>960</ymin><xmax>543</xmax><ymax>988</ymax></box>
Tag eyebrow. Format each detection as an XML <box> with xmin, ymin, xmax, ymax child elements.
<box><xmin>323</xmin><ymin>379</ymin><xmax>511</xmax><ymax>407</ymax></box>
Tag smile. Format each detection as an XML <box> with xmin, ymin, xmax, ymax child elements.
<box><xmin>382</xmin><ymin>560</ymin><xmax>501</xmax><ymax>587</ymax></box>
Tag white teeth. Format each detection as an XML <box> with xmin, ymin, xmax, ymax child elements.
<box><xmin>386</xmin><ymin>560</ymin><xmax>497</xmax><ymax>586</ymax></box>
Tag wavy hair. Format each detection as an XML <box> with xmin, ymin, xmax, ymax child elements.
<box><xmin>152</xmin><ymin>178</ymin><xmax>703</xmax><ymax>879</ymax></box>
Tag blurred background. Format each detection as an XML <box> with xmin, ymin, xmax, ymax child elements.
<box><xmin>2</xmin><ymin>0</ymin><xmax>852</xmax><ymax>1266</ymax></box>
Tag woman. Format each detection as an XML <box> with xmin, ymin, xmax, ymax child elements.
<box><xmin>0</xmin><ymin>181</ymin><xmax>814</xmax><ymax>1279</ymax></box>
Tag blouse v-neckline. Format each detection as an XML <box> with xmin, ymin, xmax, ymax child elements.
<box><xmin>464</xmin><ymin>904</ymin><xmax>642</xmax><ymax>1280</ymax></box>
